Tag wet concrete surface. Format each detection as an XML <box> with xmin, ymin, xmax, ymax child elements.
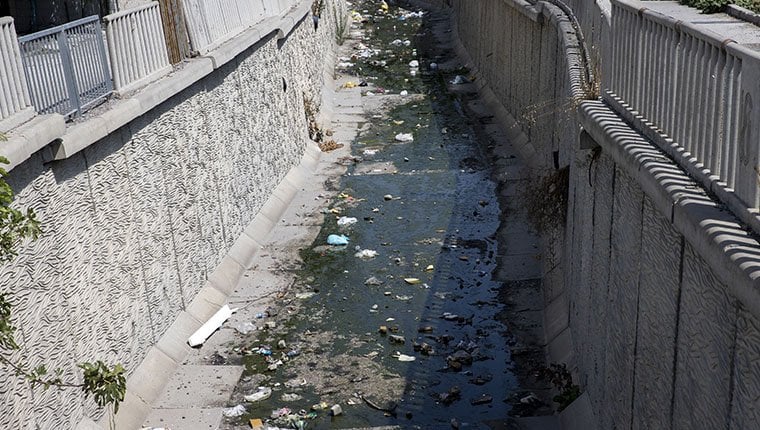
<box><xmin>217</xmin><ymin>2</ymin><xmax>554</xmax><ymax>429</ymax></box>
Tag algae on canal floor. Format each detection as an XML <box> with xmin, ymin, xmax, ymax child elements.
<box><xmin>222</xmin><ymin>2</ymin><xmax>554</xmax><ymax>429</ymax></box>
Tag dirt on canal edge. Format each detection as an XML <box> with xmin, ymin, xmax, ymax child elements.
<box><xmin>215</xmin><ymin>2</ymin><xmax>560</xmax><ymax>429</ymax></box>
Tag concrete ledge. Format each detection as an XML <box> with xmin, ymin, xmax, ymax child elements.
<box><xmin>155</xmin><ymin>311</ymin><xmax>203</xmax><ymax>363</ymax></box>
<box><xmin>1</xmin><ymin>114</ymin><xmax>65</xmax><ymax>171</ymax></box>
<box><xmin>185</xmin><ymin>284</ymin><xmax>228</xmax><ymax>323</ymax></box>
<box><xmin>0</xmin><ymin>107</ymin><xmax>35</xmax><ymax>134</ymax></box>
<box><xmin>100</xmin><ymin>390</ymin><xmax>151</xmax><ymax>430</ymax></box>
<box><xmin>207</xmin><ymin>257</ymin><xmax>246</xmax><ymax>296</ymax></box>
<box><xmin>126</xmin><ymin>347</ymin><xmax>178</xmax><ymax>404</ymax></box>
<box><xmin>579</xmin><ymin>100</ymin><xmax>760</xmax><ymax>320</ymax></box>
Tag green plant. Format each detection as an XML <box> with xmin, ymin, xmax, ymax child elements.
<box><xmin>0</xmin><ymin>132</ymin><xmax>126</xmax><ymax>419</ymax></box>
<box><xmin>538</xmin><ymin>363</ymin><xmax>581</xmax><ymax>411</ymax></box>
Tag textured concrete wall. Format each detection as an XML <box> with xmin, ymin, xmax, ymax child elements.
<box><xmin>447</xmin><ymin>0</ymin><xmax>760</xmax><ymax>428</ymax></box>
<box><xmin>0</xmin><ymin>1</ymin><xmax>343</xmax><ymax>427</ymax></box>
<box><xmin>450</xmin><ymin>0</ymin><xmax>584</xmax><ymax>170</ymax></box>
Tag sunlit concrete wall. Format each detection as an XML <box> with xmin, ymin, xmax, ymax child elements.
<box><xmin>0</xmin><ymin>0</ymin><xmax>346</xmax><ymax>427</ymax></box>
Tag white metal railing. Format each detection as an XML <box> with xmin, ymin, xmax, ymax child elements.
<box><xmin>0</xmin><ymin>17</ymin><xmax>33</xmax><ymax>124</ymax></box>
<box><xmin>18</xmin><ymin>15</ymin><xmax>112</xmax><ymax>119</ymax></box>
<box><xmin>181</xmin><ymin>0</ymin><xmax>290</xmax><ymax>54</ymax></box>
<box><xmin>105</xmin><ymin>2</ymin><xmax>171</xmax><ymax>93</ymax></box>
<box><xmin>607</xmin><ymin>0</ymin><xmax>760</xmax><ymax>209</ymax></box>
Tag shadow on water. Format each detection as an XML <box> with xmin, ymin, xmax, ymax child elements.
<box><xmin>236</xmin><ymin>3</ymin><xmax>551</xmax><ymax>429</ymax></box>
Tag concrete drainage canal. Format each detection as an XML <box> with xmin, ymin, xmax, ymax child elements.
<box><xmin>221</xmin><ymin>2</ymin><xmax>560</xmax><ymax>429</ymax></box>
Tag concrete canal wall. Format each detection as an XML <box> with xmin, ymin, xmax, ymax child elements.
<box><xmin>445</xmin><ymin>0</ymin><xmax>760</xmax><ymax>428</ymax></box>
<box><xmin>0</xmin><ymin>0</ymin><xmax>346</xmax><ymax>428</ymax></box>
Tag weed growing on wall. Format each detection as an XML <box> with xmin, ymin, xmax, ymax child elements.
<box><xmin>537</xmin><ymin>363</ymin><xmax>582</xmax><ymax>411</ymax></box>
<box><xmin>0</xmin><ymin>132</ymin><xmax>126</xmax><ymax>423</ymax></box>
<box><xmin>521</xmin><ymin>167</ymin><xmax>570</xmax><ymax>234</ymax></box>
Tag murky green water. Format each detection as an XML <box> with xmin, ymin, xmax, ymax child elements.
<box><xmin>235</xmin><ymin>2</ymin><xmax>546</xmax><ymax>429</ymax></box>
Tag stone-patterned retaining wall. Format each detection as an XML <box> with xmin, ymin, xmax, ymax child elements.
<box><xmin>0</xmin><ymin>1</ymin><xmax>344</xmax><ymax>427</ymax></box>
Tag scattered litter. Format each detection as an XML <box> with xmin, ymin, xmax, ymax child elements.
<box><xmin>337</xmin><ymin>216</ymin><xmax>358</xmax><ymax>226</ymax></box>
<box><xmin>264</xmin><ymin>321</ymin><xmax>277</xmax><ymax>329</ymax></box>
<box><xmin>395</xmin><ymin>295</ymin><xmax>413</xmax><ymax>301</ymax></box>
<box><xmin>281</xmin><ymin>393</ymin><xmax>303</xmax><ymax>402</ymax></box>
<box><xmin>234</xmin><ymin>321</ymin><xmax>257</xmax><ymax>335</ymax></box>
<box><xmin>383</xmin><ymin>194</ymin><xmax>394</xmax><ymax>200</ymax></box>
<box><xmin>450</xmin><ymin>75</ymin><xmax>469</xmax><ymax>85</ymax></box>
<box><xmin>337</xmin><ymin>62</ymin><xmax>354</xmax><ymax>68</ymax></box>
<box><xmin>425</xmin><ymin>264</ymin><xmax>435</xmax><ymax>271</ymax></box>
<box><xmin>244</xmin><ymin>387</ymin><xmax>273</xmax><ymax>403</ymax></box>
<box><xmin>437</xmin><ymin>386</ymin><xmax>461</xmax><ymax>405</ymax></box>
<box><xmin>442</xmin><ymin>312</ymin><xmax>459</xmax><ymax>321</ymax></box>
<box><xmin>391</xmin><ymin>39</ymin><xmax>404</xmax><ymax>46</ymax></box>
<box><xmin>408</xmin><ymin>60</ymin><xmax>419</xmax><ymax>68</ymax></box>
<box><xmin>331</xmin><ymin>404</ymin><xmax>343</xmax><ymax>416</ymax></box>
<box><xmin>327</xmin><ymin>234</ymin><xmax>350</xmax><ymax>245</ymax></box>
<box><xmin>389</xmin><ymin>334</ymin><xmax>406</xmax><ymax>344</ymax></box>
<box><xmin>363</xmin><ymin>149</ymin><xmax>378</xmax><ymax>156</ymax></box>
<box><xmin>267</xmin><ymin>359</ymin><xmax>283</xmax><ymax>371</ymax></box>
<box><xmin>378</xmin><ymin>325</ymin><xmax>388</xmax><ymax>334</ymax></box>
<box><xmin>395</xmin><ymin>133</ymin><xmax>414</xmax><ymax>142</ymax></box>
<box><xmin>471</xmin><ymin>394</ymin><xmax>493</xmax><ymax>405</ymax></box>
<box><xmin>392</xmin><ymin>120</ymin><xmax>405</xmax><ymax>125</ymax></box>
<box><xmin>355</xmin><ymin>249</ymin><xmax>378</xmax><ymax>259</ymax></box>
<box><xmin>188</xmin><ymin>305</ymin><xmax>235</xmax><ymax>347</ymax></box>
<box><xmin>296</xmin><ymin>292</ymin><xmax>316</xmax><ymax>299</ymax></box>
<box><xmin>400</xmin><ymin>90</ymin><xmax>408</xmax><ymax>96</ymax></box>
<box><xmin>222</xmin><ymin>404</ymin><xmax>246</xmax><ymax>417</ymax></box>
<box><xmin>430</xmin><ymin>62</ymin><xmax>438</xmax><ymax>70</ymax></box>
<box><xmin>520</xmin><ymin>393</ymin><xmax>541</xmax><ymax>404</ymax></box>
<box><xmin>342</xmin><ymin>81</ymin><xmax>358</xmax><ymax>89</ymax></box>
<box><xmin>312</xmin><ymin>402</ymin><xmax>329</xmax><ymax>411</ymax></box>
<box><xmin>277</xmin><ymin>339</ymin><xmax>287</xmax><ymax>349</ymax></box>
<box><xmin>397</xmin><ymin>353</ymin><xmax>416</xmax><ymax>362</ymax></box>
<box><xmin>365</xmin><ymin>276</ymin><xmax>384</xmax><ymax>285</ymax></box>
<box><xmin>404</xmin><ymin>278</ymin><xmax>421</xmax><ymax>285</ymax></box>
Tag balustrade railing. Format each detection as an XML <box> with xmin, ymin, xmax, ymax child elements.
<box><xmin>181</xmin><ymin>0</ymin><xmax>292</xmax><ymax>54</ymax></box>
<box><xmin>105</xmin><ymin>2</ymin><xmax>171</xmax><ymax>93</ymax></box>
<box><xmin>607</xmin><ymin>0</ymin><xmax>760</xmax><ymax>209</ymax></box>
<box><xmin>18</xmin><ymin>15</ymin><xmax>112</xmax><ymax>119</ymax></box>
<box><xmin>0</xmin><ymin>17</ymin><xmax>33</xmax><ymax>128</ymax></box>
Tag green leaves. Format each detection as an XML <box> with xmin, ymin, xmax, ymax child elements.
<box><xmin>79</xmin><ymin>361</ymin><xmax>127</xmax><ymax>414</ymax></box>
<box><xmin>0</xmin><ymin>146</ymin><xmax>125</xmax><ymax>414</ymax></box>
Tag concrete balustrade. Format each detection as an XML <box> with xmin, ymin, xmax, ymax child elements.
<box><xmin>607</xmin><ymin>0</ymin><xmax>760</xmax><ymax>210</ymax></box>
<box><xmin>181</xmin><ymin>0</ymin><xmax>270</xmax><ymax>54</ymax></box>
<box><xmin>105</xmin><ymin>2</ymin><xmax>172</xmax><ymax>94</ymax></box>
<box><xmin>0</xmin><ymin>17</ymin><xmax>34</xmax><ymax>132</ymax></box>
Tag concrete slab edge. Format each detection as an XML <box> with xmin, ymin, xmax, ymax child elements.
<box><xmin>579</xmin><ymin>100</ymin><xmax>760</xmax><ymax>320</ymax></box>
<box><xmin>2</xmin><ymin>114</ymin><xmax>66</xmax><ymax>171</ymax></box>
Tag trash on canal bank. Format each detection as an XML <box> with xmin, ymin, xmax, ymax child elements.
<box><xmin>234</xmin><ymin>321</ymin><xmax>257</xmax><ymax>335</ymax></box>
<box><xmin>330</xmin><ymin>404</ymin><xmax>343</xmax><ymax>416</ymax></box>
<box><xmin>244</xmin><ymin>386</ymin><xmax>273</xmax><ymax>402</ymax></box>
<box><xmin>400</xmin><ymin>90</ymin><xmax>408</xmax><ymax>96</ymax></box>
<box><xmin>404</xmin><ymin>277</ymin><xmax>421</xmax><ymax>285</ymax></box>
<box><xmin>188</xmin><ymin>304</ymin><xmax>235</xmax><ymax>347</ymax></box>
<box><xmin>249</xmin><ymin>418</ymin><xmax>264</xmax><ymax>429</ymax></box>
<box><xmin>451</xmin><ymin>75</ymin><xmax>470</xmax><ymax>85</ymax></box>
<box><xmin>396</xmin><ymin>353</ymin><xmax>416</xmax><ymax>362</ymax></box>
<box><xmin>365</xmin><ymin>276</ymin><xmax>384</xmax><ymax>285</ymax></box>
<box><xmin>327</xmin><ymin>234</ymin><xmax>350</xmax><ymax>245</ymax></box>
<box><xmin>408</xmin><ymin>60</ymin><xmax>419</xmax><ymax>68</ymax></box>
<box><xmin>337</xmin><ymin>216</ymin><xmax>358</xmax><ymax>226</ymax></box>
<box><xmin>395</xmin><ymin>133</ymin><xmax>414</xmax><ymax>142</ymax></box>
<box><xmin>222</xmin><ymin>404</ymin><xmax>246</xmax><ymax>417</ymax></box>
<box><xmin>355</xmin><ymin>249</ymin><xmax>378</xmax><ymax>259</ymax></box>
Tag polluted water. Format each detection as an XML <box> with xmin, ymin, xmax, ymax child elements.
<box><xmin>223</xmin><ymin>1</ymin><xmax>555</xmax><ymax>429</ymax></box>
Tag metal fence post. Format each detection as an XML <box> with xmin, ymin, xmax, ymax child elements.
<box><xmin>56</xmin><ymin>28</ymin><xmax>82</xmax><ymax>116</ymax></box>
